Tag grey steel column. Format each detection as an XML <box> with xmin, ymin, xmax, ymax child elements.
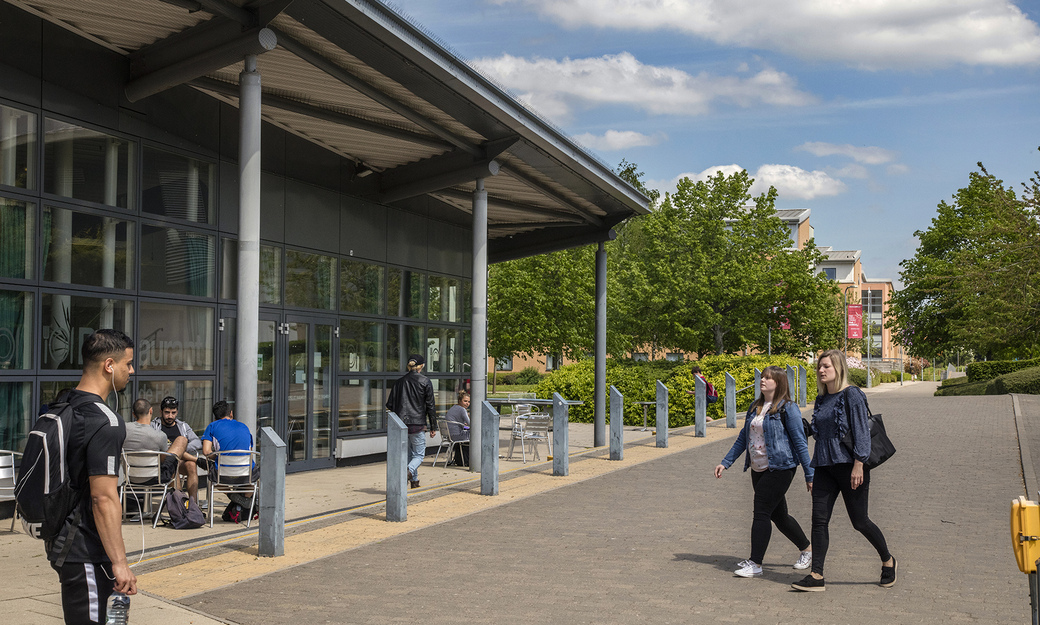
<box><xmin>594</xmin><ymin>242</ymin><xmax>607</xmax><ymax>447</ymax></box>
<box><xmin>101</xmin><ymin>139</ymin><xmax>119</xmax><ymax>328</ymax></box>
<box><xmin>655</xmin><ymin>380</ymin><xmax>668</xmax><ymax>448</ymax></box>
<box><xmin>470</xmin><ymin>179</ymin><xmax>488</xmax><ymax>472</ymax></box>
<box><xmin>754</xmin><ymin>368</ymin><xmax>762</xmax><ymax>401</ymax></box>
<box><xmin>552</xmin><ymin>392</ymin><xmax>569</xmax><ymax>476</ymax></box>
<box><xmin>609</xmin><ymin>386</ymin><xmax>623</xmax><ymax>461</ymax></box>
<box><xmin>386</xmin><ymin>412</ymin><xmax>407</xmax><ymax>522</ymax></box>
<box><xmin>236</xmin><ymin>55</ymin><xmax>261</xmax><ymax>440</ymax></box>
<box><xmin>694</xmin><ymin>374</ymin><xmax>706</xmax><ymax>437</ymax></box>
<box><xmin>258</xmin><ymin>426</ymin><xmax>286</xmax><ymax>557</ymax></box>
<box><xmin>798</xmin><ymin>365</ymin><xmax>807</xmax><ymax>407</ymax></box>
<box><xmin>724</xmin><ymin>372</ymin><xmax>736</xmax><ymax>428</ymax></box>
<box><xmin>480</xmin><ymin>401</ymin><xmax>499</xmax><ymax>495</ymax></box>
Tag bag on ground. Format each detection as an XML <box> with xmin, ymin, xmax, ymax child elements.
<box><xmin>163</xmin><ymin>489</ymin><xmax>205</xmax><ymax>529</ymax></box>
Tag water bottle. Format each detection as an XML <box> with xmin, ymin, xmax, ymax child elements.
<box><xmin>105</xmin><ymin>592</ymin><xmax>130</xmax><ymax>625</ymax></box>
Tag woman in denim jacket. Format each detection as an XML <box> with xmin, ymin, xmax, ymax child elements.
<box><xmin>715</xmin><ymin>366</ymin><xmax>813</xmax><ymax>578</ymax></box>
<box><xmin>791</xmin><ymin>349</ymin><xmax>895</xmax><ymax>593</ymax></box>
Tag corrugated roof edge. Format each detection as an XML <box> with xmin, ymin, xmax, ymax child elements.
<box><xmin>336</xmin><ymin>0</ymin><xmax>650</xmax><ymax>215</ymax></box>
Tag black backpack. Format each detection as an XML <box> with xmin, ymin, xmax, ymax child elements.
<box><xmin>15</xmin><ymin>395</ymin><xmax>94</xmax><ymax>565</ymax></box>
<box><xmin>162</xmin><ymin>489</ymin><xmax>205</xmax><ymax>529</ymax></box>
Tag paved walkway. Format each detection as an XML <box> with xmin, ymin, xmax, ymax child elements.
<box><xmin>3</xmin><ymin>382</ymin><xmax>1033</xmax><ymax>623</ymax></box>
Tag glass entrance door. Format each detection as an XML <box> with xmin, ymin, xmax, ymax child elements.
<box><xmin>285</xmin><ymin>317</ymin><xmax>336</xmax><ymax>471</ymax></box>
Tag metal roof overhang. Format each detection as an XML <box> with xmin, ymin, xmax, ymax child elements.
<box><xmin>11</xmin><ymin>0</ymin><xmax>648</xmax><ymax>262</ymax></box>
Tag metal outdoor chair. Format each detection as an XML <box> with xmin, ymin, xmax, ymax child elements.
<box><xmin>432</xmin><ymin>420</ymin><xmax>467</xmax><ymax>468</ymax></box>
<box><xmin>120</xmin><ymin>450</ymin><xmax>180</xmax><ymax>528</ymax></box>
<box><xmin>1</xmin><ymin>450</ymin><xmax>22</xmax><ymax>532</ymax></box>
<box><xmin>507</xmin><ymin>414</ymin><xmax>550</xmax><ymax>463</ymax></box>
<box><xmin>206</xmin><ymin>450</ymin><xmax>260</xmax><ymax>528</ymax></box>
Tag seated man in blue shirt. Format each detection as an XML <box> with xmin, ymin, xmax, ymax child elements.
<box><xmin>200</xmin><ymin>400</ymin><xmax>257</xmax><ymax>484</ymax></box>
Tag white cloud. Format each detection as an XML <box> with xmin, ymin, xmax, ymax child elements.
<box><xmin>470</xmin><ymin>52</ymin><xmax>816</xmax><ymax>121</ymax></box>
<box><xmin>653</xmin><ymin>164</ymin><xmax>847</xmax><ymax>200</ymax></box>
<box><xmin>795</xmin><ymin>142</ymin><xmax>898</xmax><ymax>165</ymax></box>
<box><xmin>574</xmin><ymin>130</ymin><xmax>666</xmax><ymax>151</ymax></box>
<box><xmin>828</xmin><ymin>163</ymin><xmax>871</xmax><ymax>179</ymax></box>
<box><xmin>493</xmin><ymin>0</ymin><xmax>1040</xmax><ymax>69</ymax></box>
<box><xmin>887</xmin><ymin>163</ymin><xmax>911</xmax><ymax>175</ymax></box>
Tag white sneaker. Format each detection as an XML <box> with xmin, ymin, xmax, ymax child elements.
<box><xmin>794</xmin><ymin>550</ymin><xmax>812</xmax><ymax>570</ymax></box>
<box><xmin>734</xmin><ymin>561</ymin><xmax>763</xmax><ymax>578</ymax></box>
<box><xmin>735</xmin><ymin>558</ymin><xmax>753</xmax><ymax>569</ymax></box>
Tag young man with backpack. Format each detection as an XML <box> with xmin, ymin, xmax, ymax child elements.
<box><xmin>38</xmin><ymin>330</ymin><xmax>138</xmax><ymax>622</ymax></box>
<box><xmin>687</xmin><ymin>365</ymin><xmax>720</xmax><ymax>404</ymax></box>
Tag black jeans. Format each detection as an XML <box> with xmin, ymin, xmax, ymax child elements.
<box><xmin>749</xmin><ymin>468</ymin><xmax>810</xmax><ymax>564</ymax></box>
<box><xmin>810</xmin><ymin>463</ymin><xmax>891</xmax><ymax>575</ymax></box>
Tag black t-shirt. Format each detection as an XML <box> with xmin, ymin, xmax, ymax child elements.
<box><xmin>160</xmin><ymin>422</ymin><xmax>181</xmax><ymax>446</ymax></box>
<box><xmin>47</xmin><ymin>390</ymin><xmax>126</xmax><ymax>564</ymax></box>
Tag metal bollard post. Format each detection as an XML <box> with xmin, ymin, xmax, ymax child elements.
<box><xmin>258</xmin><ymin>427</ymin><xmax>285</xmax><ymax>557</ymax></box>
<box><xmin>609</xmin><ymin>386</ymin><xmax>623</xmax><ymax>461</ymax></box>
<box><xmin>552</xmin><ymin>393</ymin><xmax>569</xmax><ymax>476</ymax></box>
<box><xmin>798</xmin><ymin>365</ymin><xmax>807</xmax><ymax>407</ymax></box>
<box><xmin>754</xmin><ymin>368</ymin><xmax>762</xmax><ymax>401</ymax></box>
<box><xmin>386</xmin><ymin>412</ymin><xmax>407</xmax><ymax>522</ymax></box>
<box><xmin>656</xmin><ymin>380</ymin><xmax>668</xmax><ymax>448</ymax></box>
<box><xmin>694</xmin><ymin>374</ymin><xmax>706</xmax><ymax>437</ymax></box>
<box><xmin>724</xmin><ymin>372</ymin><xmax>736</xmax><ymax>428</ymax></box>
<box><xmin>480</xmin><ymin>401</ymin><xmax>499</xmax><ymax>496</ymax></box>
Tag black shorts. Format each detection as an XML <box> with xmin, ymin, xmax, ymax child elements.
<box><xmin>51</xmin><ymin>560</ymin><xmax>115</xmax><ymax>624</ymax></box>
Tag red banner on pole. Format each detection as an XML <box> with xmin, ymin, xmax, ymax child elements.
<box><xmin>847</xmin><ymin>305</ymin><xmax>863</xmax><ymax>339</ymax></box>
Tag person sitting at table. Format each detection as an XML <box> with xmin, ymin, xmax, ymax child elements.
<box><xmin>445</xmin><ymin>391</ymin><xmax>471</xmax><ymax>467</ymax></box>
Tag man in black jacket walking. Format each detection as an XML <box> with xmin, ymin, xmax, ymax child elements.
<box><xmin>386</xmin><ymin>355</ymin><xmax>438</xmax><ymax>488</ymax></box>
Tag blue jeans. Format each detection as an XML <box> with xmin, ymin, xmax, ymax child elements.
<box><xmin>408</xmin><ymin>431</ymin><xmax>427</xmax><ymax>479</ymax></box>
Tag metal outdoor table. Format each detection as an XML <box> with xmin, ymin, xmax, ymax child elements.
<box><xmin>634</xmin><ymin>401</ymin><xmax>656</xmax><ymax>431</ymax></box>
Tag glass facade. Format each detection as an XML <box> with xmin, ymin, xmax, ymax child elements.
<box><xmin>141</xmin><ymin>224</ymin><xmax>215</xmax><ymax>297</ymax></box>
<box><xmin>0</xmin><ymin>104</ymin><xmax>36</xmax><ymax>190</ymax></box>
<box><xmin>142</xmin><ymin>146</ymin><xmax>215</xmax><ymax>224</ymax></box>
<box><xmin>43</xmin><ymin>205</ymin><xmax>133</xmax><ymax>289</ymax></box>
<box><xmin>0</xmin><ymin>289</ymin><xmax>32</xmax><ymax>370</ymax></box>
<box><xmin>44</xmin><ymin>119</ymin><xmax>134</xmax><ymax>209</ymax></box>
<box><xmin>0</xmin><ymin>197</ymin><xmax>34</xmax><ymax>279</ymax></box>
<box><xmin>286</xmin><ymin>249</ymin><xmax>335</xmax><ymax>310</ymax></box>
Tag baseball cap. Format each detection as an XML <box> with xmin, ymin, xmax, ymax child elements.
<box><xmin>408</xmin><ymin>354</ymin><xmax>425</xmax><ymax>366</ymax></box>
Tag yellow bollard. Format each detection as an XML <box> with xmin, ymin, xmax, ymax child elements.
<box><xmin>1011</xmin><ymin>496</ymin><xmax>1040</xmax><ymax>573</ymax></box>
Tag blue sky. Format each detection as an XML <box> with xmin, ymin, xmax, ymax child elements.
<box><xmin>389</xmin><ymin>0</ymin><xmax>1040</xmax><ymax>285</ymax></box>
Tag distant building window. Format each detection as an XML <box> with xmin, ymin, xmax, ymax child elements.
<box><xmin>545</xmin><ymin>353</ymin><xmax>563</xmax><ymax>371</ymax></box>
<box><xmin>823</xmin><ymin>268</ymin><xmax>836</xmax><ymax>280</ymax></box>
<box><xmin>496</xmin><ymin>357</ymin><xmax>513</xmax><ymax>371</ymax></box>
<box><xmin>666</xmin><ymin>353</ymin><xmax>682</xmax><ymax>362</ymax></box>
<box><xmin>632</xmin><ymin>352</ymin><xmax>649</xmax><ymax>362</ymax></box>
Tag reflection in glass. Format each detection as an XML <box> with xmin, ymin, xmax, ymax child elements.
<box><xmin>428</xmin><ymin>276</ymin><xmax>462</xmax><ymax>323</ymax></box>
<box><xmin>220</xmin><ymin>240</ymin><xmax>281</xmax><ymax>304</ymax></box>
<box><xmin>257</xmin><ymin>320</ymin><xmax>277</xmax><ymax>431</ymax></box>
<box><xmin>0</xmin><ymin>381</ymin><xmax>32</xmax><ymax>452</ymax></box>
<box><xmin>386</xmin><ymin>323</ymin><xmax>423</xmax><ymax>373</ymax></box>
<box><xmin>341</xmin><ymin>259</ymin><xmax>383</xmax><ymax>315</ymax></box>
<box><xmin>43</xmin><ymin>206</ymin><xmax>133</xmax><ymax>289</ymax></box>
<box><xmin>0</xmin><ymin>290</ymin><xmax>32</xmax><ymax>370</ymax></box>
<box><xmin>141</xmin><ymin>224</ymin><xmax>215</xmax><ymax>297</ymax></box>
<box><xmin>0</xmin><ymin>197</ymin><xmax>34</xmax><ymax>279</ymax></box>
<box><xmin>340</xmin><ymin>319</ymin><xmax>382</xmax><ymax>372</ymax></box>
<box><xmin>426</xmin><ymin>326</ymin><xmax>461</xmax><ymax>373</ymax></box>
<box><xmin>135</xmin><ymin>380</ymin><xmax>214</xmax><ymax>435</ymax></box>
<box><xmin>286</xmin><ymin>250</ymin><xmax>335</xmax><ymax>310</ymax></box>
<box><xmin>311</xmin><ymin>325</ymin><xmax>333</xmax><ymax>460</ymax></box>
<box><xmin>41</xmin><ymin>293</ymin><xmax>133</xmax><ymax>370</ymax></box>
<box><xmin>142</xmin><ymin>146</ymin><xmax>215</xmax><ymax>224</ymax></box>
<box><xmin>387</xmin><ymin>268</ymin><xmax>424</xmax><ymax>319</ymax></box>
<box><xmin>430</xmin><ymin>378</ymin><xmax>459</xmax><ymax>417</ymax></box>
<box><xmin>338</xmin><ymin>378</ymin><xmax>384</xmax><ymax>434</ymax></box>
<box><xmin>0</xmin><ymin>105</ymin><xmax>36</xmax><ymax>189</ymax></box>
<box><xmin>286</xmin><ymin>322</ymin><xmax>308</xmax><ymax>461</ymax></box>
<box><xmin>44</xmin><ymin>119</ymin><xmax>134</xmax><ymax>209</ymax></box>
<box><xmin>463</xmin><ymin>280</ymin><xmax>472</xmax><ymax>324</ymax></box>
<box><xmin>40</xmin><ymin>379</ymin><xmax>130</xmax><ymax>423</ymax></box>
<box><xmin>137</xmin><ymin>302</ymin><xmax>214</xmax><ymax>371</ymax></box>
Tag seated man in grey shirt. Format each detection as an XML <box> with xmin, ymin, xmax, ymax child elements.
<box><xmin>126</xmin><ymin>398</ymin><xmax>187</xmax><ymax>484</ymax></box>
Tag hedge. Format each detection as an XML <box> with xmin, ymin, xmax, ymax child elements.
<box><xmin>533</xmin><ymin>355</ymin><xmax>817</xmax><ymax>427</ymax></box>
<box><xmin>966</xmin><ymin>357</ymin><xmax>1040</xmax><ymax>383</ymax></box>
<box><xmin>989</xmin><ymin>366</ymin><xmax>1040</xmax><ymax>395</ymax></box>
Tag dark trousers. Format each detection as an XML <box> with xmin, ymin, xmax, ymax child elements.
<box><xmin>810</xmin><ymin>463</ymin><xmax>890</xmax><ymax>575</ymax></box>
<box><xmin>749</xmin><ymin>468</ymin><xmax>810</xmax><ymax>564</ymax></box>
<box><xmin>52</xmin><ymin>560</ymin><xmax>114</xmax><ymax>624</ymax></box>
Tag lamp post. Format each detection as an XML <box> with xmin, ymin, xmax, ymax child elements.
<box><xmin>842</xmin><ymin>285</ymin><xmax>855</xmax><ymax>353</ymax></box>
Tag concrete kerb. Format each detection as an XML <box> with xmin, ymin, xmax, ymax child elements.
<box><xmin>1013</xmin><ymin>394</ymin><xmax>1039</xmax><ymax>500</ymax></box>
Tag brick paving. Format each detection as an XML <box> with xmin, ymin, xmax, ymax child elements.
<box><xmin>181</xmin><ymin>382</ymin><xmax>1030</xmax><ymax>624</ymax></box>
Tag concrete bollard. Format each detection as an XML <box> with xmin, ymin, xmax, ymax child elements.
<box><xmin>552</xmin><ymin>393</ymin><xmax>569</xmax><ymax>476</ymax></box>
<box><xmin>656</xmin><ymin>380</ymin><xmax>668</xmax><ymax>448</ymax></box>
<box><xmin>725</xmin><ymin>372</ymin><xmax>736</xmax><ymax>428</ymax></box>
<box><xmin>480</xmin><ymin>401</ymin><xmax>500</xmax><ymax>496</ymax></box>
<box><xmin>798</xmin><ymin>365</ymin><xmax>807</xmax><ymax>407</ymax></box>
<box><xmin>258</xmin><ymin>426</ymin><xmax>285</xmax><ymax>557</ymax></box>
<box><xmin>754</xmin><ymin>368</ymin><xmax>762</xmax><ymax>401</ymax></box>
<box><xmin>609</xmin><ymin>386</ymin><xmax>623</xmax><ymax>461</ymax></box>
<box><xmin>694</xmin><ymin>374</ymin><xmax>706</xmax><ymax>437</ymax></box>
<box><xmin>386</xmin><ymin>412</ymin><xmax>407</xmax><ymax>522</ymax></box>
<box><xmin>786</xmin><ymin>365</ymin><xmax>796</xmax><ymax>397</ymax></box>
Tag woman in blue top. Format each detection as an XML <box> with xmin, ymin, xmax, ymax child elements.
<box><xmin>715</xmin><ymin>366</ymin><xmax>813</xmax><ymax>578</ymax></box>
<box><xmin>792</xmin><ymin>350</ymin><xmax>895</xmax><ymax>592</ymax></box>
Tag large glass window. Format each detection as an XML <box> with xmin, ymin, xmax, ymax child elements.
<box><xmin>387</xmin><ymin>268</ymin><xmax>424</xmax><ymax>319</ymax></box>
<box><xmin>141</xmin><ymin>224</ymin><xmax>215</xmax><ymax>297</ymax></box>
<box><xmin>0</xmin><ymin>197</ymin><xmax>34</xmax><ymax>280</ymax></box>
<box><xmin>142</xmin><ymin>146</ymin><xmax>215</xmax><ymax>224</ymax></box>
<box><xmin>426</xmin><ymin>326</ymin><xmax>461</xmax><ymax>373</ymax></box>
<box><xmin>0</xmin><ymin>104</ymin><xmax>36</xmax><ymax>190</ymax></box>
<box><xmin>0</xmin><ymin>381</ymin><xmax>32</xmax><ymax>452</ymax></box>
<box><xmin>44</xmin><ymin>119</ymin><xmax>134</xmax><ymax>209</ymax></box>
<box><xmin>135</xmin><ymin>380</ymin><xmax>214</xmax><ymax>435</ymax></box>
<box><xmin>41</xmin><ymin>293</ymin><xmax>133</xmax><ymax>370</ymax></box>
<box><xmin>138</xmin><ymin>301</ymin><xmax>214</xmax><ymax>371</ymax></box>
<box><xmin>340</xmin><ymin>319</ymin><xmax>382</xmax><ymax>373</ymax></box>
<box><xmin>0</xmin><ymin>289</ymin><xmax>32</xmax><ymax>370</ymax></box>
<box><xmin>221</xmin><ymin>239</ymin><xmax>282</xmax><ymax>304</ymax></box>
<box><xmin>386</xmin><ymin>324</ymin><xmax>424</xmax><ymax>373</ymax></box>
<box><xmin>285</xmin><ymin>250</ymin><xmax>335</xmax><ymax>310</ymax></box>
<box><xmin>341</xmin><ymin>259</ymin><xmax>383</xmax><ymax>315</ymax></box>
<box><xmin>43</xmin><ymin>206</ymin><xmax>133</xmax><ymax>290</ymax></box>
<box><xmin>428</xmin><ymin>276</ymin><xmax>463</xmax><ymax>323</ymax></box>
<box><xmin>430</xmin><ymin>378</ymin><xmax>460</xmax><ymax>417</ymax></box>
<box><xmin>338</xmin><ymin>378</ymin><xmax>384</xmax><ymax>434</ymax></box>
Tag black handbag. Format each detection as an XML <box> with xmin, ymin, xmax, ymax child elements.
<box><xmin>840</xmin><ymin>388</ymin><xmax>896</xmax><ymax>468</ymax></box>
